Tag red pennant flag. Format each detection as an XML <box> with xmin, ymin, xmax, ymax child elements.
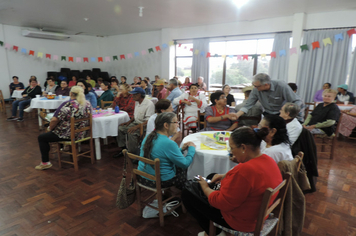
<box><xmin>206</xmin><ymin>52</ymin><xmax>211</xmax><ymax>58</ymax></box>
<box><xmin>155</xmin><ymin>46</ymin><xmax>161</xmax><ymax>51</ymax></box>
<box><xmin>120</xmin><ymin>54</ymin><xmax>125</xmax><ymax>60</ymax></box>
<box><xmin>347</xmin><ymin>29</ymin><xmax>356</xmax><ymax>37</ymax></box>
<box><xmin>270</xmin><ymin>51</ymin><xmax>276</xmax><ymax>58</ymax></box>
<box><xmin>13</xmin><ymin>46</ymin><xmax>18</xmax><ymax>52</ymax></box>
<box><xmin>83</xmin><ymin>57</ymin><xmax>89</xmax><ymax>62</ymax></box>
<box><xmin>178</xmin><ymin>44</ymin><xmax>182</xmax><ymax>47</ymax></box>
<box><xmin>190</xmin><ymin>48</ymin><xmax>193</xmax><ymax>52</ymax></box>
<box><xmin>29</xmin><ymin>50</ymin><xmax>35</xmax><ymax>56</ymax></box>
<box><xmin>46</xmin><ymin>54</ymin><xmax>51</xmax><ymax>59</ymax></box>
<box><xmin>98</xmin><ymin>57</ymin><xmax>103</xmax><ymax>62</ymax></box>
<box><xmin>242</xmin><ymin>55</ymin><xmax>249</xmax><ymax>60</ymax></box>
<box><xmin>68</xmin><ymin>57</ymin><xmax>74</xmax><ymax>62</ymax></box>
<box><xmin>312</xmin><ymin>41</ymin><xmax>320</xmax><ymax>50</ymax></box>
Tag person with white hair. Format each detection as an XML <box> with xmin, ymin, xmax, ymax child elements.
<box><xmin>36</xmin><ymin>86</ymin><xmax>92</xmax><ymax>170</ymax></box>
<box><xmin>165</xmin><ymin>78</ymin><xmax>183</xmax><ymax>112</ymax></box>
<box><xmin>197</xmin><ymin>76</ymin><xmax>207</xmax><ymax>91</ymax></box>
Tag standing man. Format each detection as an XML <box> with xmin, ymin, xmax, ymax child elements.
<box><xmin>165</xmin><ymin>78</ymin><xmax>183</xmax><ymax>112</ymax></box>
<box><xmin>115</xmin><ymin>87</ymin><xmax>155</xmax><ymax>157</ymax></box>
<box><xmin>234</xmin><ymin>73</ymin><xmax>302</xmax><ymax>119</ymax></box>
<box><xmin>197</xmin><ymin>76</ymin><xmax>207</xmax><ymax>91</ymax></box>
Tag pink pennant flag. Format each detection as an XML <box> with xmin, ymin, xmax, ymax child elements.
<box><xmin>105</xmin><ymin>56</ymin><xmax>110</xmax><ymax>62</ymax></box>
<box><xmin>127</xmin><ymin>53</ymin><xmax>133</xmax><ymax>59</ymax></box>
<box><xmin>290</xmin><ymin>47</ymin><xmax>297</xmax><ymax>55</ymax></box>
<box><xmin>4</xmin><ymin>43</ymin><xmax>11</xmax><ymax>49</ymax></box>
<box><xmin>53</xmin><ymin>55</ymin><xmax>59</xmax><ymax>61</ymax></box>
<box><xmin>76</xmin><ymin>57</ymin><xmax>81</xmax><ymax>63</ymax></box>
<box><xmin>141</xmin><ymin>50</ymin><xmax>147</xmax><ymax>55</ymax></box>
<box><xmin>237</xmin><ymin>55</ymin><xmax>242</xmax><ymax>60</ymax></box>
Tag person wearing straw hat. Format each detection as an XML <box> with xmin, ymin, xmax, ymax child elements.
<box><xmin>153</xmin><ymin>79</ymin><xmax>170</xmax><ymax>100</ymax></box>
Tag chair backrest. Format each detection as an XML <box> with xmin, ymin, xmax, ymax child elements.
<box><xmin>69</xmin><ymin>114</ymin><xmax>93</xmax><ymax>142</ymax></box>
<box><xmin>124</xmin><ymin>150</ymin><xmax>162</xmax><ymax>191</ymax></box>
<box><xmin>296</xmin><ymin>151</ymin><xmax>304</xmax><ymax>171</ymax></box>
<box><xmin>198</xmin><ymin>111</ymin><xmax>206</xmax><ymax>130</ymax></box>
<box><xmin>254</xmin><ymin>172</ymin><xmax>292</xmax><ymax>235</ymax></box>
<box><xmin>101</xmin><ymin>100</ymin><xmax>113</xmax><ymax>109</ymax></box>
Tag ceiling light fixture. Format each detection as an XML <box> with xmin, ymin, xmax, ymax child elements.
<box><xmin>138</xmin><ymin>6</ymin><xmax>144</xmax><ymax>17</ymax></box>
<box><xmin>233</xmin><ymin>0</ymin><xmax>249</xmax><ymax>8</ymax></box>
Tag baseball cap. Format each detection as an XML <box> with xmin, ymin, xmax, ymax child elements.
<box><xmin>337</xmin><ymin>84</ymin><xmax>348</xmax><ymax>90</ymax></box>
<box><xmin>129</xmin><ymin>87</ymin><xmax>146</xmax><ymax>95</ymax></box>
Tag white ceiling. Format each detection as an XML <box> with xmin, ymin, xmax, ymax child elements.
<box><xmin>0</xmin><ymin>0</ymin><xmax>355</xmax><ymax>37</ymax></box>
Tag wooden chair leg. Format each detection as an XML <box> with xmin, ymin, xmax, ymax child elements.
<box><xmin>57</xmin><ymin>143</ymin><xmax>62</xmax><ymax>169</ymax></box>
<box><xmin>136</xmin><ymin>185</ymin><xmax>142</xmax><ymax>217</ymax></box>
<box><xmin>72</xmin><ymin>143</ymin><xmax>79</xmax><ymax>171</ymax></box>
<box><xmin>157</xmin><ymin>192</ymin><xmax>165</xmax><ymax>227</ymax></box>
<box><xmin>330</xmin><ymin>137</ymin><xmax>337</xmax><ymax>159</ymax></box>
<box><xmin>89</xmin><ymin>138</ymin><xmax>95</xmax><ymax>164</ymax></box>
<box><xmin>181</xmin><ymin>202</ymin><xmax>187</xmax><ymax>213</ymax></box>
<box><xmin>209</xmin><ymin>220</ymin><xmax>216</xmax><ymax>236</ymax></box>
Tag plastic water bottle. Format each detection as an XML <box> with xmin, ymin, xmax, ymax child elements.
<box><xmin>115</xmin><ymin>105</ymin><xmax>120</xmax><ymax>113</ymax></box>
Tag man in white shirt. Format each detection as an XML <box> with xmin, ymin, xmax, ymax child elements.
<box><xmin>116</xmin><ymin>87</ymin><xmax>155</xmax><ymax>156</ymax></box>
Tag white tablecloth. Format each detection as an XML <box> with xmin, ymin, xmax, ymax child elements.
<box><xmin>337</xmin><ymin>104</ymin><xmax>355</xmax><ymax>111</ymax></box>
<box><xmin>11</xmin><ymin>90</ymin><xmax>25</xmax><ymax>99</ymax></box>
<box><xmin>30</xmin><ymin>96</ymin><xmax>70</xmax><ymax>109</ymax></box>
<box><xmin>92</xmin><ymin>111</ymin><xmax>130</xmax><ymax>139</ymax></box>
<box><xmin>94</xmin><ymin>90</ymin><xmax>104</xmax><ymax>97</ymax></box>
<box><xmin>181</xmin><ymin>131</ymin><xmax>237</xmax><ymax>179</ymax></box>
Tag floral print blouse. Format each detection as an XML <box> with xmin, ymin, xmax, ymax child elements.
<box><xmin>53</xmin><ymin>99</ymin><xmax>92</xmax><ymax>140</ymax></box>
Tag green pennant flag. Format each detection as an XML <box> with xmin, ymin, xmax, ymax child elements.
<box><xmin>214</xmin><ymin>54</ymin><xmax>218</xmax><ymax>57</ymax></box>
<box><xmin>251</xmin><ymin>54</ymin><xmax>258</xmax><ymax>59</ymax></box>
<box><xmin>174</xmin><ymin>41</ymin><xmax>178</xmax><ymax>45</ymax></box>
<box><xmin>0</xmin><ymin>41</ymin><xmax>3</xmax><ymax>46</ymax></box>
<box><xmin>148</xmin><ymin>48</ymin><xmax>154</xmax><ymax>53</ymax></box>
<box><xmin>113</xmin><ymin>55</ymin><xmax>118</xmax><ymax>61</ymax></box>
<box><xmin>300</xmin><ymin>44</ymin><xmax>309</xmax><ymax>52</ymax></box>
<box><xmin>61</xmin><ymin>56</ymin><xmax>66</xmax><ymax>61</ymax></box>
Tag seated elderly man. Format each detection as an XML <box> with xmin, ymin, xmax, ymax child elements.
<box><xmin>165</xmin><ymin>78</ymin><xmax>182</xmax><ymax>112</ymax></box>
<box><xmin>303</xmin><ymin>89</ymin><xmax>340</xmax><ymax>136</ymax></box>
<box><xmin>115</xmin><ymin>87</ymin><xmax>155</xmax><ymax>157</ymax></box>
<box><xmin>336</xmin><ymin>84</ymin><xmax>354</xmax><ymax>104</ymax></box>
<box><xmin>235</xmin><ymin>86</ymin><xmax>263</xmax><ymax>127</ymax></box>
<box><xmin>279</xmin><ymin>102</ymin><xmax>302</xmax><ymax>145</ymax></box>
<box><xmin>153</xmin><ymin>79</ymin><xmax>170</xmax><ymax>100</ymax></box>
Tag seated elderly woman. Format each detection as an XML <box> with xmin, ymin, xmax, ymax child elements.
<box><xmin>111</xmin><ymin>84</ymin><xmax>135</xmax><ymax>119</ymax></box>
<box><xmin>138</xmin><ymin>112</ymin><xmax>196</xmax><ymax>190</ymax></box>
<box><xmin>182</xmin><ymin>127</ymin><xmax>283</xmax><ymax>236</ymax></box>
<box><xmin>303</xmin><ymin>89</ymin><xmax>340</xmax><ymax>136</ymax></box>
<box><xmin>36</xmin><ymin>86</ymin><xmax>92</xmax><ymax>170</ymax></box>
<box><xmin>339</xmin><ymin>107</ymin><xmax>356</xmax><ymax>137</ymax></box>
<box><xmin>258</xmin><ymin>115</ymin><xmax>293</xmax><ymax>163</ymax></box>
<box><xmin>279</xmin><ymin>102</ymin><xmax>302</xmax><ymax>145</ymax></box>
<box><xmin>76</xmin><ymin>80</ymin><xmax>97</xmax><ymax>108</ymax></box>
<box><xmin>204</xmin><ymin>90</ymin><xmax>238</xmax><ymax>131</ymax></box>
<box><xmin>146</xmin><ymin>99</ymin><xmax>181</xmax><ymax>142</ymax></box>
<box><xmin>173</xmin><ymin>83</ymin><xmax>207</xmax><ymax>130</ymax></box>
<box><xmin>97</xmin><ymin>81</ymin><xmax>114</xmax><ymax>108</ymax></box>
<box><xmin>55</xmin><ymin>80</ymin><xmax>70</xmax><ymax>96</ymax></box>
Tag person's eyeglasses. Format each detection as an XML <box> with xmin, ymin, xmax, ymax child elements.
<box><xmin>220</xmin><ymin>96</ymin><xmax>226</xmax><ymax>100</ymax></box>
<box><xmin>169</xmin><ymin>121</ymin><xmax>180</xmax><ymax>125</ymax></box>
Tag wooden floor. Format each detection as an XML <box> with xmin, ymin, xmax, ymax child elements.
<box><xmin>0</xmin><ymin>107</ymin><xmax>355</xmax><ymax>236</ymax></box>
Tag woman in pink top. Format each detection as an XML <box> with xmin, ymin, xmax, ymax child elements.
<box><xmin>339</xmin><ymin>107</ymin><xmax>356</xmax><ymax>137</ymax></box>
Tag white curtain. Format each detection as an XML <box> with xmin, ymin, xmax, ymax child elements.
<box><xmin>191</xmin><ymin>38</ymin><xmax>210</xmax><ymax>87</ymax></box>
<box><xmin>268</xmin><ymin>33</ymin><xmax>291</xmax><ymax>82</ymax></box>
<box><xmin>296</xmin><ymin>29</ymin><xmax>352</xmax><ymax>103</ymax></box>
<box><xmin>348</xmin><ymin>37</ymin><xmax>356</xmax><ymax>91</ymax></box>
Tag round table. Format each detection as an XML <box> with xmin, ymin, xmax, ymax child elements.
<box><xmin>92</xmin><ymin>111</ymin><xmax>130</xmax><ymax>160</ymax></box>
<box><xmin>11</xmin><ymin>90</ymin><xmax>25</xmax><ymax>99</ymax></box>
<box><xmin>181</xmin><ymin>131</ymin><xmax>237</xmax><ymax>179</ymax></box>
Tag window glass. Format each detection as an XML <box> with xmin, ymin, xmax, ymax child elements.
<box><xmin>225</xmin><ymin>57</ymin><xmax>254</xmax><ymax>86</ymax></box>
<box><xmin>176</xmin><ymin>58</ymin><xmax>192</xmax><ymax>78</ymax></box>
<box><xmin>256</xmin><ymin>56</ymin><xmax>271</xmax><ymax>74</ymax></box>
<box><xmin>209</xmin><ymin>57</ymin><xmax>224</xmax><ymax>90</ymax></box>
<box><xmin>176</xmin><ymin>43</ymin><xmax>193</xmax><ymax>56</ymax></box>
<box><xmin>209</xmin><ymin>42</ymin><xmax>226</xmax><ymax>56</ymax></box>
<box><xmin>227</xmin><ymin>40</ymin><xmax>258</xmax><ymax>55</ymax></box>
<box><xmin>257</xmin><ymin>39</ymin><xmax>274</xmax><ymax>54</ymax></box>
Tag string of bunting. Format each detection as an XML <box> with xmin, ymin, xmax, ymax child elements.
<box><xmin>0</xmin><ymin>28</ymin><xmax>355</xmax><ymax>62</ymax></box>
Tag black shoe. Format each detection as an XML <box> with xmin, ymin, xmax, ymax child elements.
<box><xmin>17</xmin><ymin>118</ymin><xmax>24</xmax><ymax>122</ymax></box>
<box><xmin>7</xmin><ymin>117</ymin><xmax>17</xmax><ymax>121</ymax></box>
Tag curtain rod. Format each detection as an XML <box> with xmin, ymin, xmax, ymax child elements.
<box><xmin>174</xmin><ymin>30</ymin><xmax>292</xmax><ymax>41</ymax></box>
<box><xmin>303</xmin><ymin>26</ymin><xmax>356</xmax><ymax>31</ymax></box>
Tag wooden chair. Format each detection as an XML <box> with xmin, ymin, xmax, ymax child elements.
<box><xmin>296</xmin><ymin>151</ymin><xmax>304</xmax><ymax>171</ymax></box>
<box><xmin>56</xmin><ymin>114</ymin><xmax>95</xmax><ymax>171</ymax></box>
<box><xmin>313</xmin><ymin>113</ymin><xmax>342</xmax><ymax>159</ymax></box>
<box><xmin>123</xmin><ymin>150</ymin><xmax>186</xmax><ymax>227</ymax></box>
<box><xmin>101</xmin><ymin>100</ymin><xmax>113</xmax><ymax>109</ymax></box>
<box><xmin>198</xmin><ymin>111</ymin><xmax>206</xmax><ymax>131</ymax></box>
<box><xmin>0</xmin><ymin>90</ymin><xmax>6</xmax><ymax>114</ymax></box>
<box><xmin>209</xmin><ymin>173</ymin><xmax>292</xmax><ymax>236</ymax></box>
<box><xmin>176</xmin><ymin>104</ymin><xmax>197</xmax><ymax>139</ymax></box>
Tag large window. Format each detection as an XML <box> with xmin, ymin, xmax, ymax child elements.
<box><xmin>175</xmin><ymin>43</ymin><xmax>193</xmax><ymax>84</ymax></box>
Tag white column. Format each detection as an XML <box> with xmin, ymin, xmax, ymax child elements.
<box><xmin>288</xmin><ymin>13</ymin><xmax>306</xmax><ymax>83</ymax></box>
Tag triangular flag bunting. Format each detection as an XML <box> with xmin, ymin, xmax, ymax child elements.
<box><xmin>322</xmin><ymin>38</ymin><xmax>332</xmax><ymax>47</ymax></box>
<box><xmin>13</xmin><ymin>46</ymin><xmax>18</xmax><ymax>52</ymax></box>
<box><xmin>162</xmin><ymin>43</ymin><xmax>168</xmax><ymax>49</ymax></box>
<box><xmin>200</xmin><ymin>51</ymin><xmax>205</xmax><ymax>56</ymax></box>
<box><xmin>53</xmin><ymin>55</ymin><xmax>59</xmax><ymax>60</ymax></box>
<box><xmin>127</xmin><ymin>53</ymin><xmax>133</xmax><ymax>59</ymax></box>
<box><xmin>141</xmin><ymin>50</ymin><xmax>147</xmax><ymax>55</ymax></box>
<box><xmin>46</xmin><ymin>54</ymin><xmax>51</xmax><ymax>59</ymax></box>
<box><xmin>21</xmin><ymin>48</ymin><xmax>27</xmax><ymax>54</ymax></box>
<box><xmin>91</xmin><ymin>57</ymin><xmax>96</xmax><ymax>62</ymax></box>
<box><xmin>261</xmin><ymin>54</ymin><xmax>266</xmax><ymax>58</ymax></box>
<box><xmin>76</xmin><ymin>57</ymin><xmax>81</xmax><ymax>63</ymax></box>
<box><xmin>194</xmin><ymin>49</ymin><xmax>199</xmax><ymax>55</ymax></box>
<box><xmin>113</xmin><ymin>55</ymin><xmax>118</xmax><ymax>60</ymax></box>
<box><xmin>206</xmin><ymin>52</ymin><xmax>211</xmax><ymax>58</ymax></box>
<box><xmin>251</xmin><ymin>54</ymin><xmax>258</xmax><ymax>59</ymax></box>
<box><xmin>312</xmin><ymin>41</ymin><xmax>320</xmax><ymax>50</ymax></box>
<box><xmin>237</xmin><ymin>55</ymin><xmax>242</xmax><ymax>60</ymax></box>
<box><xmin>168</xmin><ymin>41</ymin><xmax>174</xmax><ymax>46</ymax></box>
<box><xmin>4</xmin><ymin>43</ymin><xmax>11</xmax><ymax>49</ymax></box>
<box><xmin>228</xmin><ymin>55</ymin><xmax>234</xmax><ymax>58</ymax></box>
<box><xmin>134</xmin><ymin>52</ymin><xmax>140</xmax><ymax>57</ymax></box>
<box><xmin>37</xmin><ymin>52</ymin><xmax>43</xmax><ymax>58</ymax></box>
<box><xmin>68</xmin><ymin>57</ymin><xmax>74</xmax><ymax>62</ymax></box>
<box><xmin>61</xmin><ymin>56</ymin><xmax>66</xmax><ymax>61</ymax></box>
<box><xmin>155</xmin><ymin>46</ymin><xmax>161</xmax><ymax>51</ymax></box>
<box><xmin>279</xmin><ymin>50</ymin><xmax>286</xmax><ymax>56</ymax></box>
<box><xmin>83</xmin><ymin>57</ymin><xmax>89</xmax><ymax>62</ymax></box>
<box><xmin>0</xmin><ymin>41</ymin><xmax>3</xmax><ymax>46</ymax></box>
<box><xmin>98</xmin><ymin>57</ymin><xmax>103</xmax><ymax>62</ymax></box>
<box><xmin>347</xmin><ymin>29</ymin><xmax>356</xmax><ymax>38</ymax></box>
<box><xmin>242</xmin><ymin>55</ymin><xmax>248</xmax><ymax>60</ymax></box>
<box><xmin>120</xmin><ymin>54</ymin><xmax>125</xmax><ymax>60</ymax></box>
<box><xmin>300</xmin><ymin>45</ymin><xmax>309</xmax><ymax>52</ymax></box>
<box><xmin>289</xmin><ymin>47</ymin><xmax>297</xmax><ymax>55</ymax></box>
<box><xmin>221</xmin><ymin>55</ymin><xmax>226</xmax><ymax>59</ymax></box>
<box><xmin>334</xmin><ymin>33</ymin><xmax>343</xmax><ymax>42</ymax></box>
<box><xmin>148</xmin><ymin>48</ymin><xmax>154</xmax><ymax>53</ymax></box>
<box><xmin>105</xmin><ymin>56</ymin><xmax>110</xmax><ymax>62</ymax></box>
<box><xmin>190</xmin><ymin>48</ymin><xmax>193</xmax><ymax>52</ymax></box>
<box><xmin>270</xmin><ymin>52</ymin><xmax>276</xmax><ymax>58</ymax></box>
<box><xmin>29</xmin><ymin>50</ymin><xmax>35</xmax><ymax>56</ymax></box>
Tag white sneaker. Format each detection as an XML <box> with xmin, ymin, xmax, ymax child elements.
<box><xmin>24</xmin><ymin>107</ymin><xmax>33</xmax><ymax>113</ymax></box>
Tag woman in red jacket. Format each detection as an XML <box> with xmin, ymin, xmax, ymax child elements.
<box><xmin>182</xmin><ymin>127</ymin><xmax>283</xmax><ymax>236</ymax></box>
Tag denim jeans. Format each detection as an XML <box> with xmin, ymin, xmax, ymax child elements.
<box><xmin>11</xmin><ymin>99</ymin><xmax>31</xmax><ymax>119</ymax></box>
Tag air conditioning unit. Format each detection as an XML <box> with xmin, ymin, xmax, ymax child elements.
<box><xmin>21</xmin><ymin>30</ymin><xmax>70</xmax><ymax>40</ymax></box>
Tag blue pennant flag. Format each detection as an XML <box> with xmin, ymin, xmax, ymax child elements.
<box><xmin>279</xmin><ymin>50</ymin><xmax>286</xmax><ymax>56</ymax></box>
<box><xmin>91</xmin><ymin>57</ymin><xmax>96</xmax><ymax>62</ymax></box>
<box><xmin>228</xmin><ymin>55</ymin><xmax>234</xmax><ymax>58</ymax></box>
<box><xmin>334</xmin><ymin>33</ymin><xmax>344</xmax><ymax>42</ymax></box>
<box><xmin>21</xmin><ymin>48</ymin><xmax>27</xmax><ymax>54</ymax></box>
<box><xmin>134</xmin><ymin>52</ymin><xmax>140</xmax><ymax>57</ymax></box>
<box><xmin>200</xmin><ymin>51</ymin><xmax>205</xmax><ymax>56</ymax></box>
<box><xmin>162</xmin><ymin>43</ymin><xmax>168</xmax><ymax>49</ymax></box>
